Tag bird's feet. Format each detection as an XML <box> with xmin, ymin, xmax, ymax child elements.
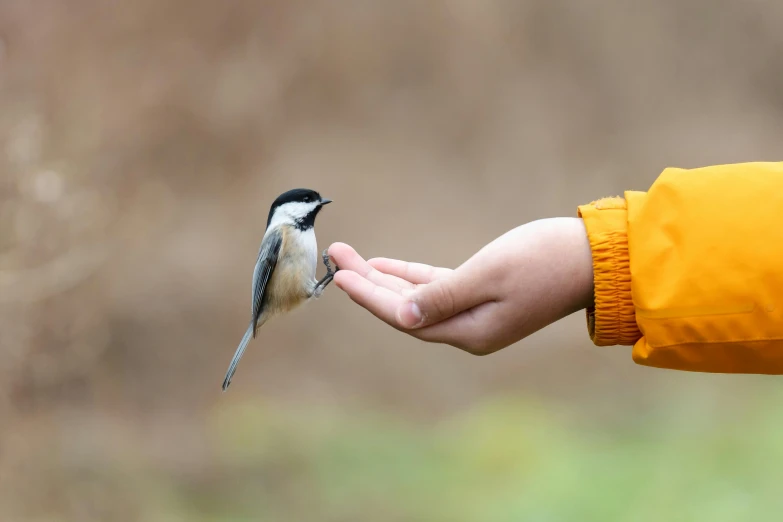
<box><xmin>322</xmin><ymin>249</ymin><xmax>339</xmax><ymax>275</ymax></box>
<box><xmin>313</xmin><ymin>249</ymin><xmax>339</xmax><ymax>297</ymax></box>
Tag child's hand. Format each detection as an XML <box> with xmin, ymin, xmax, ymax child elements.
<box><xmin>328</xmin><ymin>217</ymin><xmax>594</xmax><ymax>355</ymax></box>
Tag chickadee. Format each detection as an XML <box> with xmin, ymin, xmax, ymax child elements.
<box><xmin>222</xmin><ymin>188</ymin><xmax>337</xmax><ymax>391</ymax></box>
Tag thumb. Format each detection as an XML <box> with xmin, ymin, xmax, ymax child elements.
<box><xmin>396</xmin><ymin>270</ymin><xmax>489</xmax><ymax>329</ymax></box>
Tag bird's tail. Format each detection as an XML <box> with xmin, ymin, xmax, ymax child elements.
<box><xmin>222</xmin><ymin>324</ymin><xmax>254</xmax><ymax>391</ymax></box>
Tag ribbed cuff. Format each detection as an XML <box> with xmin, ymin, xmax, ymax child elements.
<box><xmin>577</xmin><ymin>197</ymin><xmax>641</xmax><ymax>346</ymax></box>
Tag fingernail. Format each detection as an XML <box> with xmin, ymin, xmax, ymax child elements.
<box><xmin>397</xmin><ymin>301</ymin><xmax>424</xmax><ymax>328</ymax></box>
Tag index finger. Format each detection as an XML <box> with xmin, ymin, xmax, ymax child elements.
<box><xmin>367</xmin><ymin>257</ymin><xmax>453</xmax><ymax>284</ymax></box>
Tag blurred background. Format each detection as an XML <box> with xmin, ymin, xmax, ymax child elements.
<box><xmin>2</xmin><ymin>1</ymin><xmax>783</xmax><ymax>520</ymax></box>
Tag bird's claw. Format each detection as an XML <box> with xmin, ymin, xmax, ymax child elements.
<box><xmin>322</xmin><ymin>249</ymin><xmax>339</xmax><ymax>275</ymax></box>
<box><xmin>313</xmin><ymin>249</ymin><xmax>339</xmax><ymax>297</ymax></box>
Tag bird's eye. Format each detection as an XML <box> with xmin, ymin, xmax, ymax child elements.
<box><xmin>304</xmin><ymin>196</ymin><xmax>311</xmax><ymax>202</ymax></box>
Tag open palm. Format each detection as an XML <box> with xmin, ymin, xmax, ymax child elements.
<box><xmin>328</xmin><ymin>219</ymin><xmax>594</xmax><ymax>355</ymax></box>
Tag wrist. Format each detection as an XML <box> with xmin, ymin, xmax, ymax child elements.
<box><xmin>492</xmin><ymin>218</ymin><xmax>596</xmax><ymax>338</ymax></box>
<box><xmin>541</xmin><ymin>217</ymin><xmax>596</xmax><ymax>314</ymax></box>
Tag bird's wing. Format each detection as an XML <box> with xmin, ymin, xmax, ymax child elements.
<box><xmin>251</xmin><ymin>227</ymin><xmax>283</xmax><ymax>337</ymax></box>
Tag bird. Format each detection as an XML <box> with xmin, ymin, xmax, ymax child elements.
<box><xmin>222</xmin><ymin>188</ymin><xmax>337</xmax><ymax>391</ymax></box>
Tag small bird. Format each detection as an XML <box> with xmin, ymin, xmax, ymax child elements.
<box><xmin>222</xmin><ymin>188</ymin><xmax>337</xmax><ymax>391</ymax></box>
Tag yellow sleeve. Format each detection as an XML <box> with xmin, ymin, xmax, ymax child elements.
<box><xmin>577</xmin><ymin>197</ymin><xmax>641</xmax><ymax>346</ymax></box>
<box><xmin>579</xmin><ymin>161</ymin><xmax>783</xmax><ymax>374</ymax></box>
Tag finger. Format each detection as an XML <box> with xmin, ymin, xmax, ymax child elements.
<box><xmin>333</xmin><ymin>270</ymin><xmax>406</xmax><ymax>325</ymax></box>
<box><xmin>367</xmin><ymin>257</ymin><xmax>453</xmax><ymax>284</ymax></box>
<box><xmin>328</xmin><ymin>242</ymin><xmax>369</xmax><ymax>273</ymax></box>
<box><xmin>395</xmin><ymin>268</ymin><xmax>493</xmax><ymax>329</ymax></box>
<box><xmin>334</xmin><ymin>269</ymin><xmax>501</xmax><ymax>351</ymax></box>
<box><xmin>328</xmin><ymin>243</ymin><xmax>415</xmax><ymax>294</ymax></box>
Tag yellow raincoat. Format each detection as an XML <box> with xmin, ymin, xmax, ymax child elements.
<box><xmin>578</xmin><ymin>161</ymin><xmax>783</xmax><ymax>373</ymax></box>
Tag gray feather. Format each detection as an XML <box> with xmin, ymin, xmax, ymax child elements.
<box><xmin>222</xmin><ymin>228</ymin><xmax>282</xmax><ymax>391</ymax></box>
<box><xmin>251</xmin><ymin>228</ymin><xmax>283</xmax><ymax>337</ymax></box>
<box><xmin>222</xmin><ymin>324</ymin><xmax>253</xmax><ymax>391</ymax></box>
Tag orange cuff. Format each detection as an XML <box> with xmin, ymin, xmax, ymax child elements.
<box><xmin>577</xmin><ymin>197</ymin><xmax>641</xmax><ymax>346</ymax></box>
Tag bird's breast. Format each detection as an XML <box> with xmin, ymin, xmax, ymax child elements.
<box><xmin>263</xmin><ymin>226</ymin><xmax>317</xmax><ymax>315</ymax></box>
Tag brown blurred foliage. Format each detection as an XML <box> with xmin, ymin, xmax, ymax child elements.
<box><xmin>1</xmin><ymin>0</ymin><xmax>782</xmax><ymax>520</ymax></box>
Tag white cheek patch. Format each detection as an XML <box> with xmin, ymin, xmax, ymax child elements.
<box><xmin>268</xmin><ymin>201</ymin><xmax>320</xmax><ymax>228</ymax></box>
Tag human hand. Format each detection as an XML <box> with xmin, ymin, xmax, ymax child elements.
<box><xmin>328</xmin><ymin>217</ymin><xmax>594</xmax><ymax>355</ymax></box>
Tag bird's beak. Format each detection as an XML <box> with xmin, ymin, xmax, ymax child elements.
<box><xmin>320</xmin><ymin>198</ymin><xmax>333</xmax><ymax>205</ymax></box>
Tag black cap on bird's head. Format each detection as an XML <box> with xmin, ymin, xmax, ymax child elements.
<box><xmin>266</xmin><ymin>188</ymin><xmax>332</xmax><ymax>230</ymax></box>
